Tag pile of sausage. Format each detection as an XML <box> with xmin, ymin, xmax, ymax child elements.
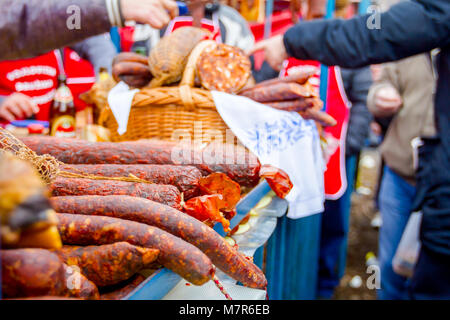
<box><xmin>239</xmin><ymin>69</ymin><xmax>337</xmax><ymax>127</ymax></box>
<box><xmin>4</xmin><ymin>136</ymin><xmax>271</xmax><ymax>299</ymax></box>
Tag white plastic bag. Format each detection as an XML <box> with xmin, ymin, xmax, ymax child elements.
<box><xmin>392</xmin><ymin>211</ymin><xmax>422</xmax><ymax>278</ymax></box>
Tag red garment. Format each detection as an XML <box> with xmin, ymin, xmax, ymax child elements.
<box><xmin>0</xmin><ymin>48</ymin><xmax>95</xmax><ymax>122</ymax></box>
<box><xmin>119</xmin><ymin>15</ymin><xmax>222</xmax><ymax>53</ymax></box>
<box><xmin>164</xmin><ymin>15</ymin><xmax>222</xmax><ymax>42</ymax></box>
<box><xmin>281</xmin><ymin>59</ymin><xmax>350</xmax><ymax>199</ymax></box>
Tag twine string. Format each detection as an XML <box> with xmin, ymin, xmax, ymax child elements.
<box><xmin>212</xmin><ymin>274</ymin><xmax>232</xmax><ymax>301</ymax></box>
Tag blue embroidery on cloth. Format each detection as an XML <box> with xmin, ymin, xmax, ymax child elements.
<box><xmin>245</xmin><ymin>113</ymin><xmax>315</xmax><ymax>156</ymax></box>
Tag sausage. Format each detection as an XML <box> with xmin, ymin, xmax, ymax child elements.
<box><xmin>197</xmin><ymin>43</ymin><xmax>251</xmax><ymax>93</ymax></box>
<box><xmin>1</xmin><ymin>248</ymin><xmax>67</xmax><ymax>298</ymax></box>
<box><xmin>241</xmin><ymin>68</ymin><xmax>316</xmax><ymax>92</ymax></box>
<box><xmin>52</xmin><ymin>242</ymin><xmax>159</xmax><ymax>287</ymax></box>
<box><xmin>21</xmin><ymin>137</ymin><xmax>261</xmax><ymax>187</ymax></box>
<box><xmin>112</xmin><ymin>52</ymin><xmax>152</xmax><ymax>87</ymax></box>
<box><xmin>50</xmin><ymin>177</ymin><xmax>181</xmax><ymax>209</ymax></box>
<box><xmin>0</xmin><ymin>248</ymin><xmax>100</xmax><ymax>299</ymax></box>
<box><xmin>299</xmin><ymin>108</ymin><xmax>337</xmax><ymax>127</ymax></box>
<box><xmin>61</xmin><ymin>164</ymin><xmax>202</xmax><ymax>199</ymax></box>
<box><xmin>56</xmin><ymin>213</ymin><xmax>214</xmax><ymax>285</ymax></box>
<box><xmin>240</xmin><ymin>82</ymin><xmax>312</xmax><ymax>102</ymax></box>
<box><xmin>112</xmin><ymin>52</ymin><xmax>149</xmax><ymax>65</ymax></box>
<box><xmin>62</xmin><ymin>264</ymin><xmax>100</xmax><ymax>300</ymax></box>
<box><xmin>51</xmin><ymin>196</ymin><xmax>268</xmax><ymax>289</ymax></box>
<box><xmin>119</xmin><ymin>75</ymin><xmax>152</xmax><ymax>88</ymax></box>
<box><xmin>263</xmin><ymin>97</ymin><xmax>319</xmax><ymax>112</ymax></box>
<box><xmin>112</xmin><ymin>61</ymin><xmax>152</xmax><ymax>83</ymax></box>
<box><xmin>100</xmin><ymin>274</ymin><xmax>146</xmax><ymax>300</ymax></box>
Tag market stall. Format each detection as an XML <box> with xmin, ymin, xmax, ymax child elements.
<box><xmin>0</xmin><ymin>25</ymin><xmax>334</xmax><ymax>300</ymax></box>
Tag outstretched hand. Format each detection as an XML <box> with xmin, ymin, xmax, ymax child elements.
<box><xmin>246</xmin><ymin>35</ymin><xmax>288</xmax><ymax>71</ymax></box>
<box><xmin>121</xmin><ymin>0</ymin><xmax>179</xmax><ymax>29</ymax></box>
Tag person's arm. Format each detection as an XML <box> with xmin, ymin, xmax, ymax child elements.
<box><xmin>71</xmin><ymin>33</ymin><xmax>118</xmax><ymax>75</ymax></box>
<box><xmin>367</xmin><ymin>63</ymin><xmax>403</xmax><ymax>118</ymax></box>
<box><xmin>0</xmin><ymin>0</ymin><xmax>112</xmax><ymax>61</ymax></box>
<box><xmin>0</xmin><ymin>0</ymin><xmax>178</xmax><ymax>61</ymax></box>
<box><xmin>283</xmin><ymin>0</ymin><xmax>450</xmax><ymax>67</ymax></box>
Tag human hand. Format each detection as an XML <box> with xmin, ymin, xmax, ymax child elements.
<box><xmin>246</xmin><ymin>35</ymin><xmax>288</xmax><ymax>71</ymax></box>
<box><xmin>121</xmin><ymin>0</ymin><xmax>179</xmax><ymax>29</ymax></box>
<box><xmin>0</xmin><ymin>93</ymin><xmax>39</xmax><ymax>122</ymax></box>
<box><xmin>374</xmin><ymin>86</ymin><xmax>402</xmax><ymax>117</ymax></box>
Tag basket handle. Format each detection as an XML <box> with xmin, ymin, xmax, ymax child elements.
<box><xmin>180</xmin><ymin>40</ymin><xmax>217</xmax><ymax>87</ymax></box>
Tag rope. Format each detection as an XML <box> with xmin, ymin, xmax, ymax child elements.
<box><xmin>0</xmin><ymin>127</ymin><xmax>156</xmax><ymax>185</ymax></box>
<box><xmin>212</xmin><ymin>274</ymin><xmax>233</xmax><ymax>300</ymax></box>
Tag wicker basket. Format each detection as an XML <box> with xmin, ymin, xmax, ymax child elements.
<box><xmin>99</xmin><ymin>41</ymin><xmax>233</xmax><ymax>143</ymax></box>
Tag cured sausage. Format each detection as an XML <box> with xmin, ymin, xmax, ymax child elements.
<box><xmin>61</xmin><ymin>164</ymin><xmax>202</xmax><ymax>199</ymax></box>
<box><xmin>240</xmin><ymin>82</ymin><xmax>312</xmax><ymax>102</ymax></box>
<box><xmin>52</xmin><ymin>242</ymin><xmax>159</xmax><ymax>287</ymax></box>
<box><xmin>148</xmin><ymin>27</ymin><xmax>210</xmax><ymax>87</ymax></box>
<box><xmin>241</xmin><ymin>68</ymin><xmax>316</xmax><ymax>92</ymax></box>
<box><xmin>21</xmin><ymin>137</ymin><xmax>261</xmax><ymax>187</ymax></box>
<box><xmin>197</xmin><ymin>43</ymin><xmax>251</xmax><ymax>93</ymax></box>
<box><xmin>62</xmin><ymin>264</ymin><xmax>100</xmax><ymax>300</ymax></box>
<box><xmin>56</xmin><ymin>213</ymin><xmax>214</xmax><ymax>285</ymax></box>
<box><xmin>263</xmin><ymin>97</ymin><xmax>321</xmax><ymax>112</ymax></box>
<box><xmin>51</xmin><ymin>196</ymin><xmax>268</xmax><ymax>289</ymax></box>
<box><xmin>50</xmin><ymin>177</ymin><xmax>181</xmax><ymax>209</ymax></box>
<box><xmin>1</xmin><ymin>248</ymin><xmax>66</xmax><ymax>298</ymax></box>
<box><xmin>112</xmin><ymin>52</ymin><xmax>149</xmax><ymax>65</ymax></box>
<box><xmin>112</xmin><ymin>61</ymin><xmax>152</xmax><ymax>86</ymax></box>
<box><xmin>100</xmin><ymin>274</ymin><xmax>146</xmax><ymax>300</ymax></box>
<box><xmin>1</xmin><ymin>248</ymin><xmax>99</xmax><ymax>299</ymax></box>
<box><xmin>299</xmin><ymin>108</ymin><xmax>337</xmax><ymax>127</ymax></box>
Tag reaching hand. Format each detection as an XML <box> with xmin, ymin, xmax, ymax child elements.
<box><xmin>246</xmin><ymin>35</ymin><xmax>288</xmax><ymax>71</ymax></box>
<box><xmin>0</xmin><ymin>93</ymin><xmax>39</xmax><ymax>122</ymax></box>
<box><xmin>121</xmin><ymin>0</ymin><xmax>179</xmax><ymax>29</ymax></box>
<box><xmin>374</xmin><ymin>86</ymin><xmax>403</xmax><ymax>117</ymax></box>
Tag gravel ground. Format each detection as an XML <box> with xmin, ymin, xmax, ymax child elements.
<box><xmin>333</xmin><ymin>148</ymin><xmax>381</xmax><ymax>300</ymax></box>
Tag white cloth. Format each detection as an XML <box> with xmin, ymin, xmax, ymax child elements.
<box><xmin>107</xmin><ymin>81</ymin><xmax>139</xmax><ymax>135</ymax></box>
<box><xmin>211</xmin><ymin>91</ymin><xmax>325</xmax><ymax>219</ymax></box>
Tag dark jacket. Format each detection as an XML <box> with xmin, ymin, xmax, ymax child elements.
<box><xmin>0</xmin><ymin>0</ymin><xmax>111</xmax><ymax>61</ymax></box>
<box><xmin>283</xmin><ymin>0</ymin><xmax>450</xmax><ymax>256</ymax></box>
<box><xmin>340</xmin><ymin>67</ymin><xmax>373</xmax><ymax>157</ymax></box>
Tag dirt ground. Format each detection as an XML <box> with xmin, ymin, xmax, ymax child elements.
<box><xmin>333</xmin><ymin>148</ymin><xmax>381</xmax><ymax>300</ymax></box>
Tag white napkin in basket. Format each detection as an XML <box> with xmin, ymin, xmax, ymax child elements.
<box><xmin>211</xmin><ymin>91</ymin><xmax>325</xmax><ymax>219</ymax></box>
<box><xmin>107</xmin><ymin>81</ymin><xmax>139</xmax><ymax>135</ymax></box>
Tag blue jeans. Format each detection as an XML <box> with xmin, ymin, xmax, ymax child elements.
<box><xmin>317</xmin><ymin>155</ymin><xmax>357</xmax><ymax>298</ymax></box>
<box><xmin>378</xmin><ymin>166</ymin><xmax>416</xmax><ymax>300</ymax></box>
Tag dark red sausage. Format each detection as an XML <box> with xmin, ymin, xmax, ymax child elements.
<box><xmin>240</xmin><ymin>82</ymin><xmax>312</xmax><ymax>102</ymax></box>
<box><xmin>240</xmin><ymin>68</ymin><xmax>316</xmax><ymax>92</ymax></box>
<box><xmin>61</xmin><ymin>164</ymin><xmax>202</xmax><ymax>199</ymax></box>
<box><xmin>51</xmin><ymin>196</ymin><xmax>267</xmax><ymax>289</ymax></box>
<box><xmin>100</xmin><ymin>274</ymin><xmax>146</xmax><ymax>300</ymax></box>
<box><xmin>21</xmin><ymin>137</ymin><xmax>261</xmax><ymax>187</ymax></box>
<box><xmin>52</xmin><ymin>242</ymin><xmax>159</xmax><ymax>287</ymax></box>
<box><xmin>62</xmin><ymin>264</ymin><xmax>100</xmax><ymax>300</ymax></box>
<box><xmin>263</xmin><ymin>97</ymin><xmax>318</xmax><ymax>112</ymax></box>
<box><xmin>1</xmin><ymin>249</ymin><xmax>67</xmax><ymax>298</ymax></box>
<box><xmin>50</xmin><ymin>177</ymin><xmax>181</xmax><ymax>209</ymax></box>
<box><xmin>299</xmin><ymin>108</ymin><xmax>337</xmax><ymax>127</ymax></box>
<box><xmin>56</xmin><ymin>213</ymin><xmax>214</xmax><ymax>285</ymax></box>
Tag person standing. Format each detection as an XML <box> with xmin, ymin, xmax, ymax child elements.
<box><xmin>367</xmin><ymin>53</ymin><xmax>436</xmax><ymax>299</ymax></box>
<box><xmin>248</xmin><ymin>0</ymin><xmax>450</xmax><ymax>299</ymax></box>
